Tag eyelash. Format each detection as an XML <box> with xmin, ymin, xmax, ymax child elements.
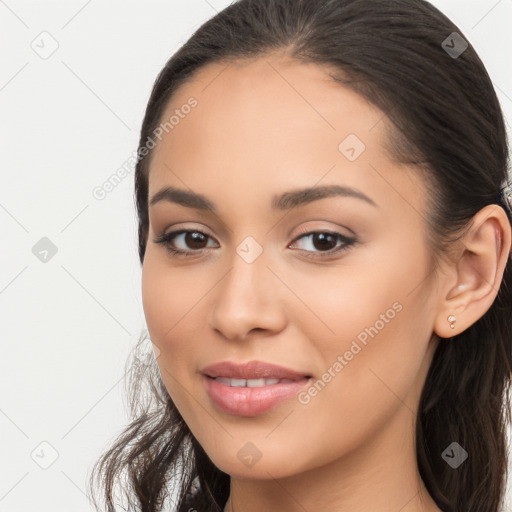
<box><xmin>153</xmin><ymin>227</ymin><xmax>357</xmax><ymax>260</ymax></box>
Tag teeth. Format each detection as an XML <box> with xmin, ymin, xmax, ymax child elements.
<box><xmin>213</xmin><ymin>377</ymin><xmax>296</xmax><ymax>387</ymax></box>
<box><xmin>246</xmin><ymin>378</ymin><xmax>268</xmax><ymax>387</ymax></box>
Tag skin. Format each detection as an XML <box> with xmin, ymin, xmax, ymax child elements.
<box><xmin>141</xmin><ymin>51</ymin><xmax>511</xmax><ymax>512</ymax></box>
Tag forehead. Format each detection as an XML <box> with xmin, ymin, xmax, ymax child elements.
<box><xmin>154</xmin><ymin>53</ymin><xmax>387</xmax><ymax>148</ymax></box>
<box><xmin>147</xmin><ymin>54</ymin><xmax>417</xmax><ymax>208</ymax></box>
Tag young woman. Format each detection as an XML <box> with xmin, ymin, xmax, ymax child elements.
<box><xmin>89</xmin><ymin>1</ymin><xmax>512</xmax><ymax>511</ymax></box>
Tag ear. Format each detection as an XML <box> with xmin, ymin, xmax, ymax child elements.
<box><xmin>433</xmin><ymin>204</ymin><xmax>512</xmax><ymax>339</ymax></box>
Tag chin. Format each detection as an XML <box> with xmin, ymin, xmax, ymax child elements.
<box><xmin>207</xmin><ymin>449</ymin><xmax>299</xmax><ymax>480</ymax></box>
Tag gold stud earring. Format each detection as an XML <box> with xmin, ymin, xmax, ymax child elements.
<box><xmin>447</xmin><ymin>315</ymin><xmax>456</xmax><ymax>329</ymax></box>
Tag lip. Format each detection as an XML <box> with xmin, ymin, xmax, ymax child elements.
<box><xmin>200</xmin><ymin>360</ymin><xmax>311</xmax><ymax>380</ymax></box>
<box><xmin>203</xmin><ymin>374</ymin><xmax>312</xmax><ymax>416</ymax></box>
<box><xmin>200</xmin><ymin>360</ymin><xmax>313</xmax><ymax>417</ymax></box>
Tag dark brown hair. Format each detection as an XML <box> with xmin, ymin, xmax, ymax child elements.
<box><xmin>88</xmin><ymin>1</ymin><xmax>512</xmax><ymax>510</ymax></box>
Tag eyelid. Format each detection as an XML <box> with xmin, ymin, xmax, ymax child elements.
<box><xmin>160</xmin><ymin>224</ymin><xmax>218</xmax><ymax>242</ymax></box>
<box><xmin>291</xmin><ymin>223</ymin><xmax>355</xmax><ymax>241</ymax></box>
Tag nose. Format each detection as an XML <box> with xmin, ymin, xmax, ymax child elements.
<box><xmin>208</xmin><ymin>248</ymin><xmax>287</xmax><ymax>341</ymax></box>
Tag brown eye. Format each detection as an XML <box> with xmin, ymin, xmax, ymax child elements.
<box><xmin>310</xmin><ymin>233</ymin><xmax>338</xmax><ymax>251</ymax></box>
<box><xmin>154</xmin><ymin>228</ymin><xmax>356</xmax><ymax>260</ymax></box>
<box><xmin>184</xmin><ymin>231</ymin><xmax>209</xmax><ymax>249</ymax></box>
<box><xmin>154</xmin><ymin>229</ymin><xmax>218</xmax><ymax>256</ymax></box>
<box><xmin>289</xmin><ymin>230</ymin><xmax>356</xmax><ymax>257</ymax></box>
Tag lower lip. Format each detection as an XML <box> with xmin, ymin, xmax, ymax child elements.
<box><xmin>203</xmin><ymin>375</ymin><xmax>312</xmax><ymax>417</ymax></box>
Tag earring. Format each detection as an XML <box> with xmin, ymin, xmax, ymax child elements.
<box><xmin>447</xmin><ymin>314</ymin><xmax>456</xmax><ymax>329</ymax></box>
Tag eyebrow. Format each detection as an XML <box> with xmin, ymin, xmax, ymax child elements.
<box><xmin>149</xmin><ymin>184</ymin><xmax>378</xmax><ymax>211</ymax></box>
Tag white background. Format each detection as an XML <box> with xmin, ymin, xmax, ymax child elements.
<box><xmin>1</xmin><ymin>0</ymin><xmax>511</xmax><ymax>511</ymax></box>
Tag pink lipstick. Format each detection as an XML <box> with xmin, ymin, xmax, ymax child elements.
<box><xmin>201</xmin><ymin>360</ymin><xmax>312</xmax><ymax>416</ymax></box>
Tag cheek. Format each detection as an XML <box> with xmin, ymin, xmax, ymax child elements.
<box><xmin>293</xmin><ymin>236</ymin><xmax>434</xmax><ymax>414</ymax></box>
<box><xmin>282</xmin><ymin>296</ymin><xmax>432</xmax><ymax>474</ymax></box>
<box><xmin>142</xmin><ymin>251</ymin><xmax>203</xmax><ymax>342</ymax></box>
<box><xmin>141</xmin><ymin>253</ymin><xmax>201</xmax><ymax>386</ymax></box>
<box><xmin>141</xmin><ymin>250</ymin><xmax>221</xmax><ymax>404</ymax></box>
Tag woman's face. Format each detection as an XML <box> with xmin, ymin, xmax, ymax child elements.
<box><xmin>141</xmin><ymin>53</ymin><xmax>443</xmax><ymax>479</ymax></box>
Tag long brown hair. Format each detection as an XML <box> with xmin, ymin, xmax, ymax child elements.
<box><xmin>88</xmin><ymin>1</ymin><xmax>512</xmax><ymax>510</ymax></box>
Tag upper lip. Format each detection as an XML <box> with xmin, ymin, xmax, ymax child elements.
<box><xmin>201</xmin><ymin>360</ymin><xmax>311</xmax><ymax>380</ymax></box>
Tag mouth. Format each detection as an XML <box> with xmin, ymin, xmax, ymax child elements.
<box><xmin>204</xmin><ymin>375</ymin><xmax>312</xmax><ymax>387</ymax></box>
<box><xmin>200</xmin><ymin>360</ymin><xmax>313</xmax><ymax>416</ymax></box>
<box><xmin>200</xmin><ymin>359</ymin><xmax>312</xmax><ymax>381</ymax></box>
<box><xmin>203</xmin><ymin>374</ymin><xmax>313</xmax><ymax>417</ymax></box>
